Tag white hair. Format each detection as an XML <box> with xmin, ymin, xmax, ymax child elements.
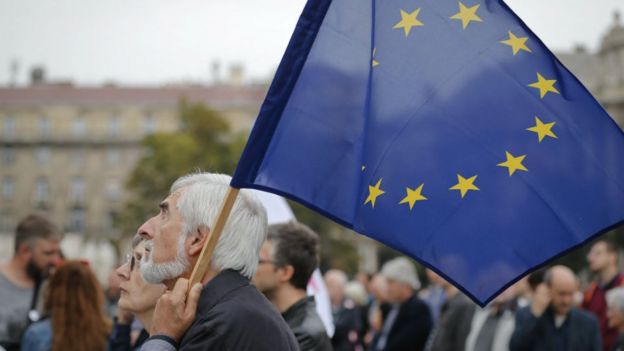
<box><xmin>607</xmin><ymin>287</ymin><xmax>624</xmax><ymax>311</ymax></box>
<box><xmin>325</xmin><ymin>269</ymin><xmax>348</xmax><ymax>288</ymax></box>
<box><xmin>381</xmin><ymin>257</ymin><xmax>421</xmax><ymax>290</ymax></box>
<box><xmin>170</xmin><ymin>172</ymin><xmax>268</xmax><ymax>279</ymax></box>
<box><xmin>141</xmin><ymin>235</ymin><xmax>190</xmax><ymax>284</ymax></box>
<box><xmin>345</xmin><ymin>281</ymin><xmax>368</xmax><ymax>306</ymax></box>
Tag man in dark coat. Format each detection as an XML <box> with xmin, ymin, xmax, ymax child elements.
<box><xmin>253</xmin><ymin>221</ymin><xmax>332</xmax><ymax>351</ymax></box>
<box><xmin>133</xmin><ymin>173</ymin><xmax>299</xmax><ymax>351</ymax></box>
<box><xmin>510</xmin><ymin>265</ymin><xmax>602</xmax><ymax>351</ymax></box>
<box><xmin>373</xmin><ymin>257</ymin><xmax>432</xmax><ymax>351</ymax></box>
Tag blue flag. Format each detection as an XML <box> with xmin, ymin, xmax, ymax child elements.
<box><xmin>231</xmin><ymin>0</ymin><xmax>624</xmax><ymax>305</ymax></box>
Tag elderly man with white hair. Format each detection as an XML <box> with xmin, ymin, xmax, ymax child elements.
<box><xmin>606</xmin><ymin>287</ymin><xmax>624</xmax><ymax>351</ymax></box>
<box><xmin>136</xmin><ymin>173</ymin><xmax>298</xmax><ymax>351</ymax></box>
<box><xmin>373</xmin><ymin>257</ymin><xmax>432</xmax><ymax>351</ymax></box>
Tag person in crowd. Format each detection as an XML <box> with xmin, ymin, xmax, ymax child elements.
<box><xmin>510</xmin><ymin>265</ymin><xmax>601</xmax><ymax>351</ymax></box>
<box><xmin>419</xmin><ymin>269</ymin><xmax>447</xmax><ymax>324</ymax></box>
<box><xmin>355</xmin><ymin>272</ymin><xmax>372</xmax><ymax>298</ymax></box>
<box><xmin>427</xmin><ymin>273</ymin><xmax>474</xmax><ymax>351</ymax></box>
<box><xmin>364</xmin><ymin>273</ymin><xmax>389</xmax><ymax>347</ymax></box>
<box><xmin>325</xmin><ymin>269</ymin><xmax>363</xmax><ymax>351</ymax></box>
<box><xmin>373</xmin><ymin>257</ymin><xmax>432</xmax><ymax>351</ymax></box>
<box><xmin>21</xmin><ymin>260</ymin><xmax>111</xmax><ymax>351</ymax></box>
<box><xmin>606</xmin><ymin>287</ymin><xmax>624</xmax><ymax>351</ymax></box>
<box><xmin>345</xmin><ymin>280</ymin><xmax>369</xmax><ymax>347</ymax></box>
<box><xmin>584</xmin><ymin>239</ymin><xmax>624</xmax><ymax>351</ymax></box>
<box><xmin>463</xmin><ymin>283</ymin><xmax>519</xmax><ymax>351</ymax></box>
<box><xmin>110</xmin><ymin>235</ymin><xmax>166</xmax><ymax>351</ymax></box>
<box><xmin>252</xmin><ymin>221</ymin><xmax>332</xmax><ymax>351</ymax></box>
<box><xmin>0</xmin><ymin>214</ymin><xmax>62</xmax><ymax>351</ymax></box>
<box><xmin>136</xmin><ymin>172</ymin><xmax>298</xmax><ymax>350</ymax></box>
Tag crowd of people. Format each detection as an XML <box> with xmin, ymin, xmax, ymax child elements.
<box><xmin>0</xmin><ymin>171</ymin><xmax>623</xmax><ymax>351</ymax></box>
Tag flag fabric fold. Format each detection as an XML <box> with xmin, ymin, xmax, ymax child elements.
<box><xmin>232</xmin><ymin>0</ymin><xmax>624</xmax><ymax>305</ymax></box>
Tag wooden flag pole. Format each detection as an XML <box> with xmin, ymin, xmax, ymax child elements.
<box><xmin>188</xmin><ymin>186</ymin><xmax>240</xmax><ymax>291</ymax></box>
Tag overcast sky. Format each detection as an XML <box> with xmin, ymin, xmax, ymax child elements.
<box><xmin>0</xmin><ymin>0</ymin><xmax>621</xmax><ymax>86</ymax></box>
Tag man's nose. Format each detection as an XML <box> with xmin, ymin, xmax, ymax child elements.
<box><xmin>137</xmin><ymin>217</ymin><xmax>155</xmax><ymax>239</ymax></box>
<box><xmin>116</xmin><ymin>262</ymin><xmax>130</xmax><ymax>280</ymax></box>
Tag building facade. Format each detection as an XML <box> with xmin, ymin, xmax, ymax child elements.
<box><xmin>0</xmin><ymin>84</ymin><xmax>266</xmax><ymax>239</ymax></box>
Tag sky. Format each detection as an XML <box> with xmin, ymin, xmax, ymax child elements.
<box><xmin>0</xmin><ymin>0</ymin><xmax>621</xmax><ymax>86</ymax></box>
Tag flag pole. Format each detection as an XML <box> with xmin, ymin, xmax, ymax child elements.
<box><xmin>188</xmin><ymin>186</ymin><xmax>240</xmax><ymax>291</ymax></box>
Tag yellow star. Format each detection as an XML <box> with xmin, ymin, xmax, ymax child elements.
<box><xmin>399</xmin><ymin>184</ymin><xmax>428</xmax><ymax>210</ymax></box>
<box><xmin>449</xmin><ymin>174</ymin><xmax>479</xmax><ymax>198</ymax></box>
<box><xmin>393</xmin><ymin>8</ymin><xmax>424</xmax><ymax>37</ymax></box>
<box><xmin>500</xmin><ymin>31</ymin><xmax>532</xmax><ymax>55</ymax></box>
<box><xmin>497</xmin><ymin>151</ymin><xmax>528</xmax><ymax>176</ymax></box>
<box><xmin>528</xmin><ymin>73</ymin><xmax>560</xmax><ymax>99</ymax></box>
<box><xmin>527</xmin><ymin>117</ymin><xmax>558</xmax><ymax>142</ymax></box>
<box><xmin>372</xmin><ymin>48</ymin><xmax>379</xmax><ymax>68</ymax></box>
<box><xmin>364</xmin><ymin>178</ymin><xmax>385</xmax><ymax>208</ymax></box>
<box><xmin>450</xmin><ymin>2</ymin><xmax>482</xmax><ymax>30</ymax></box>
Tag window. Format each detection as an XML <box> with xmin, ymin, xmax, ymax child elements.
<box><xmin>36</xmin><ymin>147</ymin><xmax>50</xmax><ymax>166</ymax></box>
<box><xmin>35</xmin><ymin>177</ymin><xmax>48</xmax><ymax>203</ymax></box>
<box><xmin>0</xmin><ymin>211</ymin><xmax>14</xmax><ymax>232</ymax></box>
<box><xmin>71</xmin><ymin>150</ymin><xmax>86</xmax><ymax>168</ymax></box>
<box><xmin>39</xmin><ymin>116</ymin><xmax>50</xmax><ymax>138</ymax></box>
<box><xmin>107</xmin><ymin>150</ymin><xmax>121</xmax><ymax>166</ymax></box>
<box><xmin>108</xmin><ymin>116</ymin><xmax>121</xmax><ymax>137</ymax></box>
<box><xmin>72</xmin><ymin>116</ymin><xmax>87</xmax><ymax>137</ymax></box>
<box><xmin>69</xmin><ymin>207</ymin><xmax>86</xmax><ymax>233</ymax></box>
<box><xmin>143</xmin><ymin>113</ymin><xmax>156</xmax><ymax>135</ymax></box>
<box><xmin>106</xmin><ymin>179</ymin><xmax>121</xmax><ymax>201</ymax></box>
<box><xmin>3</xmin><ymin>116</ymin><xmax>15</xmax><ymax>139</ymax></box>
<box><xmin>2</xmin><ymin>177</ymin><xmax>14</xmax><ymax>200</ymax></box>
<box><xmin>70</xmin><ymin>177</ymin><xmax>85</xmax><ymax>203</ymax></box>
<box><xmin>1</xmin><ymin>147</ymin><xmax>16</xmax><ymax>166</ymax></box>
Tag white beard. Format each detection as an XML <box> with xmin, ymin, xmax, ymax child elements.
<box><xmin>141</xmin><ymin>236</ymin><xmax>190</xmax><ymax>284</ymax></box>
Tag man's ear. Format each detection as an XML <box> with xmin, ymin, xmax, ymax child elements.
<box><xmin>18</xmin><ymin>243</ymin><xmax>32</xmax><ymax>258</ymax></box>
<box><xmin>277</xmin><ymin>264</ymin><xmax>295</xmax><ymax>284</ymax></box>
<box><xmin>188</xmin><ymin>226</ymin><xmax>211</xmax><ymax>257</ymax></box>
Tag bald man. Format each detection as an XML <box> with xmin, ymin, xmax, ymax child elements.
<box><xmin>510</xmin><ymin>265</ymin><xmax>602</xmax><ymax>351</ymax></box>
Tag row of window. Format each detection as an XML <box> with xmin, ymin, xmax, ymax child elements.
<box><xmin>0</xmin><ymin>209</ymin><xmax>118</xmax><ymax>233</ymax></box>
<box><xmin>1</xmin><ymin>114</ymin><xmax>157</xmax><ymax>138</ymax></box>
<box><xmin>1</xmin><ymin>147</ymin><xmax>125</xmax><ymax>167</ymax></box>
<box><xmin>1</xmin><ymin>177</ymin><xmax>121</xmax><ymax>202</ymax></box>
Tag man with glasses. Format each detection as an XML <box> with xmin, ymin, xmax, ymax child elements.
<box><xmin>253</xmin><ymin>221</ymin><xmax>332</xmax><ymax>351</ymax></box>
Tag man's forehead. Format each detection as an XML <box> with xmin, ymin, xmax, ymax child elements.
<box><xmin>162</xmin><ymin>188</ymin><xmax>185</xmax><ymax>205</ymax></box>
<box><xmin>32</xmin><ymin>238</ymin><xmax>61</xmax><ymax>250</ymax></box>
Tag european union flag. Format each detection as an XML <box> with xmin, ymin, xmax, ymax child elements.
<box><xmin>231</xmin><ymin>0</ymin><xmax>624</xmax><ymax>305</ymax></box>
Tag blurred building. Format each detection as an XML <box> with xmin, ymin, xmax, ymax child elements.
<box><xmin>555</xmin><ymin>11</ymin><xmax>624</xmax><ymax>128</ymax></box>
<box><xmin>0</xmin><ymin>72</ymin><xmax>266</xmax><ymax>240</ymax></box>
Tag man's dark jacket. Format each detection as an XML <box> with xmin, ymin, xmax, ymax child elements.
<box><xmin>282</xmin><ymin>296</ymin><xmax>332</xmax><ymax>351</ymax></box>
<box><xmin>180</xmin><ymin>269</ymin><xmax>299</xmax><ymax>350</ymax></box>
<box><xmin>382</xmin><ymin>294</ymin><xmax>432</xmax><ymax>351</ymax></box>
<box><xmin>510</xmin><ymin>306</ymin><xmax>601</xmax><ymax>351</ymax></box>
<box><xmin>428</xmin><ymin>292</ymin><xmax>475</xmax><ymax>351</ymax></box>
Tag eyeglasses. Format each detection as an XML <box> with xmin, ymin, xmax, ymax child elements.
<box><xmin>123</xmin><ymin>254</ymin><xmax>138</xmax><ymax>271</ymax></box>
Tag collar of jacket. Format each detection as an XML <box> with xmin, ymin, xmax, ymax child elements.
<box><xmin>196</xmin><ymin>269</ymin><xmax>250</xmax><ymax>315</ymax></box>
